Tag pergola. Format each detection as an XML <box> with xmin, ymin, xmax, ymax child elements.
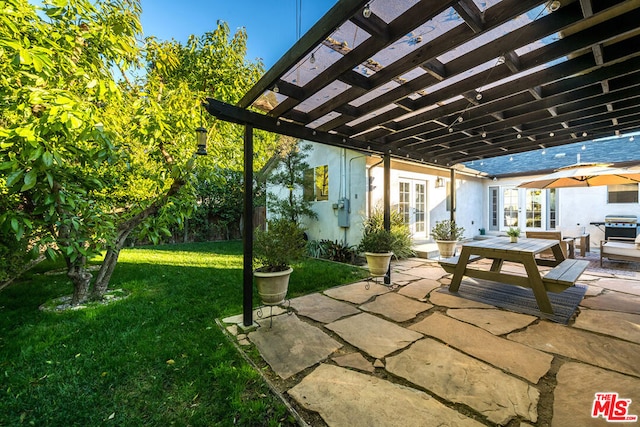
<box><xmin>203</xmin><ymin>0</ymin><xmax>640</xmax><ymax>326</ymax></box>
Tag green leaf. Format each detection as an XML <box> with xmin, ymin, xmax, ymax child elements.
<box><xmin>28</xmin><ymin>146</ymin><xmax>44</xmax><ymax>162</ymax></box>
<box><xmin>10</xmin><ymin>218</ymin><xmax>19</xmax><ymax>233</ymax></box>
<box><xmin>6</xmin><ymin>169</ymin><xmax>24</xmax><ymax>187</ymax></box>
<box><xmin>0</xmin><ymin>160</ymin><xmax>16</xmax><ymax>171</ymax></box>
<box><xmin>21</xmin><ymin>170</ymin><xmax>38</xmax><ymax>192</ymax></box>
<box><xmin>46</xmin><ymin>247</ymin><xmax>57</xmax><ymax>261</ymax></box>
<box><xmin>42</xmin><ymin>151</ymin><xmax>53</xmax><ymax>167</ymax></box>
<box><xmin>45</xmin><ymin>171</ymin><xmax>54</xmax><ymax>188</ymax></box>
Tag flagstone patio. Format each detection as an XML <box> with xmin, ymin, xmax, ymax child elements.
<box><xmin>221</xmin><ymin>257</ymin><xmax>640</xmax><ymax>426</ymax></box>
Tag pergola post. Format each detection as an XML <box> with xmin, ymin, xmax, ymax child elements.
<box><xmin>243</xmin><ymin>125</ymin><xmax>254</xmax><ymax>327</ymax></box>
<box><xmin>450</xmin><ymin>168</ymin><xmax>456</xmax><ymax>223</ymax></box>
<box><xmin>384</xmin><ymin>153</ymin><xmax>391</xmax><ymax>285</ymax></box>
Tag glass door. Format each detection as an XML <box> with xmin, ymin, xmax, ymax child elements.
<box><xmin>500</xmin><ymin>187</ymin><xmax>546</xmax><ymax>231</ymax></box>
<box><xmin>399</xmin><ymin>179</ymin><xmax>427</xmax><ymax>237</ymax></box>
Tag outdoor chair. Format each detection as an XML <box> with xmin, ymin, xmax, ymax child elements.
<box><xmin>525</xmin><ymin>231</ymin><xmax>575</xmax><ymax>259</ymax></box>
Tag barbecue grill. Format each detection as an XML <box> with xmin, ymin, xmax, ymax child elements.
<box><xmin>590</xmin><ymin>215</ymin><xmax>640</xmax><ymax>239</ymax></box>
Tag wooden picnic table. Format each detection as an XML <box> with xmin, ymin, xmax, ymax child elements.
<box><xmin>439</xmin><ymin>237</ymin><xmax>588</xmax><ymax>314</ymax></box>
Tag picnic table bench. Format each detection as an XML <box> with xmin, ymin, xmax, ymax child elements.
<box><xmin>439</xmin><ymin>237</ymin><xmax>588</xmax><ymax>314</ymax></box>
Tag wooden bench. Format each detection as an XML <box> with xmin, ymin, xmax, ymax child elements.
<box><xmin>542</xmin><ymin>259</ymin><xmax>589</xmax><ymax>292</ymax></box>
<box><xmin>439</xmin><ymin>254</ymin><xmax>484</xmax><ymax>274</ymax></box>
<box><xmin>525</xmin><ymin>231</ymin><xmax>575</xmax><ymax>259</ymax></box>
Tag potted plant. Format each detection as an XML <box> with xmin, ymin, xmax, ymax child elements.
<box><xmin>253</xmin><ymin>219</ymin><xmax>306</xmax><ymax>305</ymax></box>
<box><xmin>506</xmin><ymin>227</ymin><xmax>521</xmax><ymax>243</ymax></box>
<box><xmin>431</xmin><ymin>220</ymin><xmax>465</xmax><ymax>258</ymax></box>
<box><xmin>358</xmin><ymin>228</ymin><xmax>394</xmax><ymax>276</ymax></box>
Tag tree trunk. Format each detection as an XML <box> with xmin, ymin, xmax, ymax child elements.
<box><xmin>67</xmin><ymin>258</ymin><xmax>92</xmax><ymax>305</ymax></box>
<box><xmin>91</xmin><ymin>177</ymin><xmax>186</xmax><ymax>299</ymax></box>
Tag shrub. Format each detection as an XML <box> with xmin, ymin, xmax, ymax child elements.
<box><xmin>254</xmin><ymin>219</ymin><xmax>306</xmax><ymax>272</ymax></box>
<box><xmin>362</xmin><ymin>208</ymin><xmax>415</xmax><ymax>258</ymax></box>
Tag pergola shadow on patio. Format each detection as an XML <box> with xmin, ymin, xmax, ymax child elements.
<box><xmin>203</xmin><ymin>0</ymin><xmax>640</xmax><ymax>327</ymax></box>
<box><xmin>221</xmin><ymin>258</ymin><xmax>640</xmax><ymax>426</ymax></box>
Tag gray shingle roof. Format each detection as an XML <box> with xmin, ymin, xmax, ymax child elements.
<box><xmin>463</xmin><ymin>132</ymin><xmax>640</xmax><ymax>178</ymax></box>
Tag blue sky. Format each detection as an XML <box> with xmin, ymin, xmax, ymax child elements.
<box><xmin>140</xmin><ymin>0</ymin><xmax>337</xmax><ymax>69</ymax></box>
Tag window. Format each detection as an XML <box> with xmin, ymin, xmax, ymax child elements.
<box><xmin>608</xmin><ymin>184</ymin><xmax>638</xmax><ymax>203</ymax></box>
<box><xmin>547</xmin><ymin>189</ymin><xmax>557</xmax><ymax>229</ymax></box>
<box><xmin>304</xmin><ymin>165</ymin><xmax>329</xmax><ymax>201</ymax></box>
<box><xmin>489</xmin><ymin>187</ymin><xmax>499</xmax><ymax>230</ymax></box>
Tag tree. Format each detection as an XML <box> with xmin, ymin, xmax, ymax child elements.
<box><xmin>267</xmin><ymin>138</ymin><xmax>318</xmax><ymax>224</ymax></box>
<box><xmin>0</xmin><ymin>2</ymin><xmax>274</xmax><ymax>304</ymax></box>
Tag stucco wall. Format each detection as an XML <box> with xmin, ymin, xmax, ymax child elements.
<box><xmin>275</xmin><ymin>141</ymin><xmax>487</xmax><ymax>244</ymax></box>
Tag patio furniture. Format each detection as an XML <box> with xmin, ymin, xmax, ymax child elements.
<box><xmin>600</xmin><ymin>236</ymin><xmax>640</xmax><ymax>267</ymax></box>
<box><xmin>524</xmin><ymin>231</ymin><xmax>575</xmax><ymax>259</ymax></box>
<box><xmin>440</xmin><ymin>237</ymin><xmax>588</xmax><ymax>314</ymax></box>
<box><xmin>566</xmin><ymin>233</ymin><xmax>590</xmax><ymax>257</ymax></box>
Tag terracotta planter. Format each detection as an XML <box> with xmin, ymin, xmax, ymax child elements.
<box><xmin>254</xmin><ymin>267</ymin><xmax>293</xmax><ymax>306</ymax></box>
<box><xmin>365</xmin><ymin>252</ymin><xmax>393</xmax><ymax>276</ymax></box>
<box><xmin>436</xmin><ymin>240</ymin><xmax>457</xmax><ymax>258</ymax></box>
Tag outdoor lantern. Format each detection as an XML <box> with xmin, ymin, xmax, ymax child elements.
<box><xmin>195</xmin><ymin>126</ymin><xmax>207</xmax><ymax>156</ymax></box>
<box><xmin>435</xmin><ymin>177</ymin><xmax>444</xmax><ymax>188</ymax></box>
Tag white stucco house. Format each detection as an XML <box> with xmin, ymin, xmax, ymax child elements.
<box><xmin>267</xmin><ymin>140</ymin><xmax>485</xmax><ymax>248</ymax></box>
<box><xmin>266</xmin><ymin>132</ymin><xmax>640</xmax><ymax>251</ymax></box>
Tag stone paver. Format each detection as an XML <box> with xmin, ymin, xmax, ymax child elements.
<box><xmin>289</xmin><ymin>293</ymin><xmax>360</xmax><ymax>323</ymax></box>
<box><xmin>580</xmin><ymin>291</ymin><xmax>640</xmax><ymax>314</ymax></box>
<box><xmin>553</xmin><ymin>362</ymin><xmax>640</xmax><ymax>427</ymax></box>
<box><xmin>389</xmin><ymin>271</ymin><xmax>422</xmax><ymax>282</ymax></box>
<box><xmin>325</xmin><ymin>312</ymin><xmax>422</xmax><ymax>359</ymax></box>
<box><xmin>397</xmin><ymin>278</ymin><xmax>441</xmax><ymax>300</ymax></box>
<box><xmin>386</xmin><ymin>338</ymin><xmax>540</xmax><ymax>425</ymax></box>
<box><xmin>288</xmin><ymin>364</ymin><xmax>484</xmax><ymax>427</ymax></box>
<box><xmin>584</xmin><ymin>284</ymin><xmax>603</xmax><ymax>296</ymax></box>
<box><xmin>332</xmin><ymin>352</ymin><xmax>374</xmax><ymax>373</ymax></box>
<box><xmin>596</xmin><ymin>277</ymin><xmax>640</xmax><ymax>296</ymax></box>
<box><xmin>360</xmin><ymin>292</ymin><xmax>432</xmax><ymax>322</ymax></box>
<box><xmin>248</xmin><ymin>314</ymin><xmax>341</xmax><ymax>379</ymax></box>
<box><xmin>428</xmin><ymin>288</ymin><xmax>495</xmax><ymax>308</ymax></box>
<box><xmin>508</xmin><ymin>321</ymin><xmax>640</xmax><ymax>378</ymax></box>
<box><xmin>222</xmin><ymin>306</ymin><xmax>287</xmax><ymax>325</ymax></box>
<box><xmin>410</xmin><ymin>313</ymin><xmax>552</xmax><ymax>383</ymax></box>
<box><xmin>573</xmin><ymin>309</ymin><xmax>640</xmax><ymax>344</ymax></box>
<box><xmin>446</xmin><ymin>308</ymin><xmax>537</xmax><ymax>335</ymax></box>
<box><xmin>323</xmin><ymin>281</ymin><xmax>390</xmax><ymax>304</ymax></box>
<box><xmin>398</xmin><ymin>265</ymin><xmax>448</xmax><ymax>280</ymax></box>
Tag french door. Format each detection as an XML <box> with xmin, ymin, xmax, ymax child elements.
<box><xmin>501</xmin><ymin>188</ymin><xmax>545</xmax><ymax>230</ymax></box>
<box><xmin>399</xmin><ymin>179</ymin><xmax>427</xmax><ymax>237</ymax></box>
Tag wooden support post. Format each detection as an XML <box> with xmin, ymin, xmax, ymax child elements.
<box><xmin>384</xmin><ymin>153</ymin><xmax>391</xmax><ymax>285</ymax></box>
<box><xmin>450</xmin><ymin>168</ymin><xmax>456</xmax><ymax>223</ymax></box>
<box><xmin>243</xmin><ymin>125</ymin><xmax>254</xmax><ymax>327</ymax></box>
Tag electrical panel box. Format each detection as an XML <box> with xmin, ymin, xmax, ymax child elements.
<box><xmin>337</xmin><ymin>198</ymin><xmax>350</xmax><ymax>227</ymax></box>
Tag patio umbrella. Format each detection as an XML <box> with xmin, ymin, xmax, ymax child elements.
<box><xmin>518</xmin><ymin>163</ymin><xmax>640</xmax><ymax>189</ymax></box>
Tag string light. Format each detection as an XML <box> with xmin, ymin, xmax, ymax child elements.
<box><xmin>581</xmin><ymin>144</ymin><xmax>586</xmax><ymax>150</ymax></box>
<box><xmin>481</xmin><ymin>131</ymin><xmax>487</xmax><ymax>138</ymax></box>
<box><xmin>363</xmin><ymin>3</ymin><xmax>371</xmax><ymax>18</ymax></box>
<box><xmin>549</xmin><ymin>132</ymin><xmax>555</xmax><ymax>137</ymax></box>
<box><xmin>310</xmin><ymin>53</ymin><xmax>316</xmax><ymax>64</ymax></box>
<box><xmin>273</xmin><ymin>84</ymin><xmax>279</xmax><ymax>93</ymax></box>
<box><xmin>475</xmin><ymin>92</ymin><xmax>483</xmax><ymax>100</ymax></box>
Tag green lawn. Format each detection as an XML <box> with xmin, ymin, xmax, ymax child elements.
<box><xmin>0</xmin><ymin>241</ymin><xmax>368</xmax><ymax>426</ymax></box>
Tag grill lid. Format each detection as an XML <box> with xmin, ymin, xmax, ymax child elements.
<box><xmin>604</xmin><ymin>215</ymin><xmax>638</xmax><ymax>224</ymax></box>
